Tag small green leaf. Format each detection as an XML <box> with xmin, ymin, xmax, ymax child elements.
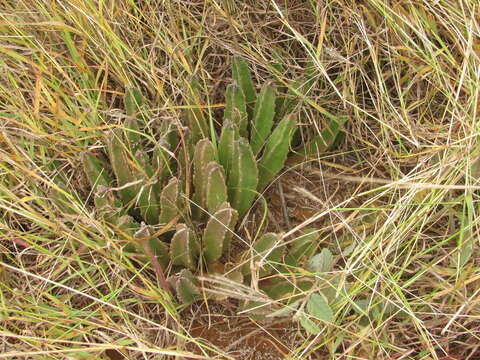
<box><xmin>225</xmin><ymin>269</ymin><xmax>243</xmax><ymax>284</ymax></box>
<box><xmin>351</xmin><ymin>299</ymin><xmax>369</xmax><ymax>317</ymax></box>
<box><xmin>277</xmin><ymin>65</ymin><xmax>317</xmax><ymax>118</ymax></box>
<box><xmin>49</xmin><ymin>181</ymin><xmax>79</xmax><ymax>215</ymax></box>
<box><xmin>134</xmin><ymin>151</ymin><xmax>160</xmax><ymax>225</ymax></box>
<box><xmin>285</xmin><ymin>228</ymin><xmax>320</xmax><ymax>268</ymax></box>
<box><xmin>321</xmin><ymin>276</ymin><xmax>349</xmax><ymax>303</ymax></box>
<box><xmin>177</xmin><ymin>136</ymin><xmax>195</xmax><ymax>189</ymax></box>
<box><xmin>264</xmin><ymin>282</ymin><xmax>295</xmax><ymax>300</ymax></box>
<box><xmin>145</xmin><ymin>238</ymin><xmax>170</xmax><ymax>268</ymax></box>
<box><xmin>116</xmin><ymin>215</ymin><xmax>139</xmax><ymax>237</ymax></box>
<box><xmin>125</xmin><ymin>87</ymin><xmax>144</xmax><ymax>117</ymax></box>
<box><xmin>299</xmin><ymin>314</ymin><xmax>321</xmax><ymax>334</ymax></box>
<box><xmin>455</xmin><ymin>237</ymin><xmax>474</xmax><ymax>268</ymax></box>
<box><xmin>250</xmin><ymin>82</ymin><xmax>276</xmax><ymax>155</ymax></box>
<box><xmin>299</xmin><ymin>116</ymin><xmax>347</xmax><ymax>157</ymax></box>
<box><xmin>451</xmin><ymin>193</ymin><xmax>475</xmax><ymax>269</ymax></box>
<box><xmin>243</xmin><ymin>232</ymin><xmax>283</xmax><ymax>277</ymax></box>
<box><xmin>222</xmin><ymin>202</ymin><xmax>239</xmax><ymax>258</ymax></box>
<box><xmin>176</xmin><ymin>269</ymin><xmax>200</xmax><ymax>304</ymax></box>
<box><xmin>308</xmin><ymin>248</ymin><xmax>334</xmax><ymax>273</ymax></box>
<box><xmin>124</xmin><ymin>87</ymin><xmax>144</xmax><ymax>144</ymax></box>
<box><xmin>81</xmin><ymin>151</ymin><xmax>112</xmax><ymax>190</ymax></box>
<box><xmin>207</xmin><ymin>269</ymin><xmax>244</xmax><ymax>301</ymax></box>
<box><xmin>152</xmin><ymin>143</ymin><xmax>173</xmax><ymax>188</ymax></box>
<box><xmin>307</xmin><ymin>293</ymin><xmax>334</xmax><ymax>323</ymax></box>
<box><xmin>263</xmin><ymin>279</ymin><xmax>312</xmax><ymax>301</ymax></box>
<box><xmin>93</xmin><ymin>190</ymin><xmax>124</xmax><ymax>220</ymax></box>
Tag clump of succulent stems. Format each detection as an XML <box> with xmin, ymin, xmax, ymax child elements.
<box><xmin>78</xmin><ymin>57</ymin><xmax>342</xmax><ymax>304</ymax></box>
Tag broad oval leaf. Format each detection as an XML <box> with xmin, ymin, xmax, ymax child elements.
<box><xmin>307</xmin><ymin>293</ymin><xmax>334</xmax><ymax>323</ymax></box>
<box><xmin>81</xmin><ymin>151</ymin><xmax>112</xmax><ymax>190</ymax></box>
<box><xmin>175</xmin><ymin>269</ymin><xmax>200</xmax><ymax>304</ymax></box>
<box><xmin>299</xmin><ymin>314</ymin><xmax>321</xmax><ymax>335</ymax></box>
<box><xmin>308</xmin><ymin>248</ymin><xmax>334</xmax><ymax>273</ymax></box>
<box><xmin>285</xmin><ymin>228</ymin><xmax>320</xmax><ymax>268</ymax></box>
<box><xmin>242</xmin><ymin>232</ymin><xmax>283</xmax><ymax>277</ymax></box>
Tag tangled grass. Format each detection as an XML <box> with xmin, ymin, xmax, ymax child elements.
<box><xmin>1</xmin><ymin>0</ymin><xmax>479</xmax><ymax>359</ymax></box>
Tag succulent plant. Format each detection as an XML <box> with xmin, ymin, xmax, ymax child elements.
<box><xmin>218</xmin><ymin>57</ymin><xmax>299</xmax><ymax>215</ymax></box>
<box><xmin>78</xmin><ymin>88</ymin><xmax>241</xmax><ymax>302</ymax></box>
<box><xmin>73</xmin><ymin>58</ymin><xmax>344</xmax><ymax>307</ymax></box>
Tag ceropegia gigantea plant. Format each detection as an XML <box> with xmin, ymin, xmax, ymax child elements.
<box><xmin>72</xmin><ymin>57</ymin><xmax>344</xmax><ymax>307</ymax></box>
<box><xmin>184</xmin><ymin>57</ymin><xmax>344</xmax><ymax>218</ymax></box>
<box><xmin>76</xmin><ymin>87</ymin><xmax>243</xmax><ymax>303</ymax></box>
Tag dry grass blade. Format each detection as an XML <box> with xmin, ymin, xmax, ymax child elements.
<box><xmin>1</xmin><ymin>0</ymin><xmax>479</xmax><ymax>359</ymax></box>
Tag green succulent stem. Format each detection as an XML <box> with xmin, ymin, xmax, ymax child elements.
<box><xmin>250</xmin><ymin>82</ymin><xmax>276</xmax><ymax>155</ymax></box>
<box><xmin>227</xmin><ymin>138</ymin><xmax>259</xmax><ymax>218</ymax></box>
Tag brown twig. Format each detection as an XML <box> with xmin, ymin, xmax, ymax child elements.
<box><xmin>141</xmin><ymin>240</ymin><xmax>170</xmax><ymax>292</ymax></box>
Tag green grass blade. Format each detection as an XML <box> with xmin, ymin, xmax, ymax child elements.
<box><xmin>298</xmin><ymin>116</ymin><xmax>347</xmax><ymax>157</ymax></box>
<box><xmin>184</xmin><ymin>76</ymin><xmax>209</xmax><ymax>143</ymax></box>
